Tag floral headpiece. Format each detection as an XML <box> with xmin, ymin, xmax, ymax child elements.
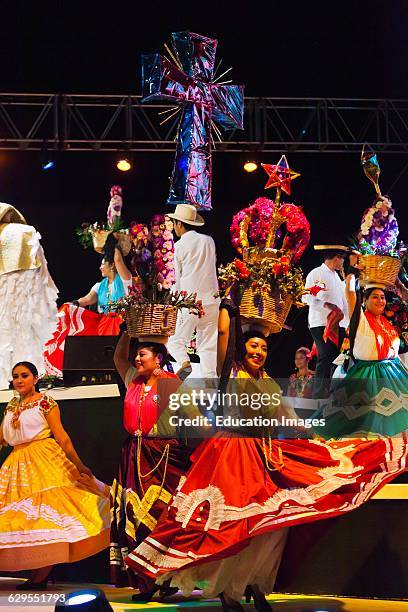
<box><xmin>230</xmin><ymin>197</ymin><xmax>310</xmax><ymax>263</ymax></box>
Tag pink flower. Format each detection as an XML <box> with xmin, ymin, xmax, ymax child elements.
<box><xmin>166</xmin><ymin>252</ymin><xmax>174</xmax><ymax>261</ymax></box>
<box><xmin>163</xmin><ymin>230</ymin><xmax>173</xmax><ymax>240</ymax></box>
<box><xmin>163</xmin><ymin>241</ymin><xmax>173</xmax><ymax>250</ymax></box>
<box><xmin>153</xmin><ymin>249</ymin><xmax>162</xmax><ymax>259</ymax></box>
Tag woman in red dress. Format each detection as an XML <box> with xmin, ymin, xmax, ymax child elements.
<box><xmin>124</xmin><ymin>328</ymin><xmax>407</xmax><ymax>610</ymax></box>
<box><xmin>110</xmin><ymin>332</ymin><xmax>195</xmax><ymax>601</ymax></box>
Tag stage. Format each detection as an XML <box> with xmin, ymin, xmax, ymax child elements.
<box><xmin>0</xmin><ymin>581</ymin><xmax>407</xmax><ymax>612</ymax></box>
<box><xmin>0</xmin><ymin>385</ymin><xmax>406</xmax><ymax>600</ymax></box>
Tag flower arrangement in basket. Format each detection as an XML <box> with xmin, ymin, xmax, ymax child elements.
<box><xmin>76</xmin><ymin>186</ymin><xmax>131</xmax><ymax>255</ymax></box>
<box><xmin>219</xmin><ymin>156</ymin><xmax>310</xmax><ymax>334</ymax></box>
<box><xmin>110</xmin><ymin>214</ymin><xmax>204</xmax><ymax>339</ymax></box>
<box><xmin>355</xmin><ymin>146</ymin><xmax>405</xmax><ymax>287</ymax></box>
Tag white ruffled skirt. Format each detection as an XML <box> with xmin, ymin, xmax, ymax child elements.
<box><xmin>0</xmin><ymin>265</ymin><xmax>58</xmax><ymax>389</ymax></box>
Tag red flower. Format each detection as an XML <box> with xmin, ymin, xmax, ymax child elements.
<box><xmin>40</xmin><ymin>399</ymin><xmax>49</xmax><ymax>410</ymax></box>
<box><xmin>234</xmin><ymin>259</ymin><xmax>251</xmax><ymax>279</ymax></box>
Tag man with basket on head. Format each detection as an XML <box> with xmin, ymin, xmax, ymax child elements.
<box><xmin>302</xmin><ymin>244</ymin><xmax>350</xmax><ymax>398</ymax></box>
<box><xmin>166</xmin><ymin>204</ymin><xmax>220</xmax><ymax>380</ymax></box>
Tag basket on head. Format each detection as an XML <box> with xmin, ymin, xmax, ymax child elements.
<box><xmin>114</xmin><ymin>232</ymin><xmax>132</xmax><ymax>256</ymax></box>
<box><xmin>91</xmin><ymin>229</ymin><xmax>112</xmax><ymax>253</ymax></box>
<box><xmin>91</xmin><ymin>229</ymin><xmax>131</xmax><ymax>256</ymax></box>
<box><xmin>359</xmin><ymin>254</ymin><xmax>401</xmax><ymax>288</ymax></box>
<box><xmin>239</xmin><ymin>286</ymin><xmax>292</xmax><ymax>335</ymax></box>
<box><xmin>125</xmin><ymin>304</ymin><xmax>178</xmax><ymax>339</ymax></box>
<box><xmin>243</xmin><ymin>247</ymin><xmax>284</xmax><ymax>265</ymax></box>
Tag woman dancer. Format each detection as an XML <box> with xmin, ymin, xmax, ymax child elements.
<box><xmin>124</xmin><ymin>328</ymin><xmax>407</xmax><ymax>610</ymax></box>
<box><xmin>110</xmin><ymin>332</ymin><xmax>199</xmax><ymax>601</ymax></box>
<box><xmin>313</xmin><ymin>255</ymin><xmax>408</xmax><ymax>437</ymax></box>
<box><xmin>0</xmin><ymin>362</ymin><xmax>109</xmax><ymax>588</ymax></box>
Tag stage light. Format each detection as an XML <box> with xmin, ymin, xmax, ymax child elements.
<box><xmin>116</xmin><ymin>158</ymin><xmax>131</xmax><ymax>172</ymax></box>
<box><xmin>42</xmin><ymin>159</ymin><xmax>55</xmax><ymax>171</ymax></box>
<box><xmin>244</xmin><ymin>161</ymin><xmax>258</xmax><ymax>173</ymax></box>
<box><xmin>56</xmin><ymin>588</ymin><xmax>113</xmax><ymax>610</ymax></box>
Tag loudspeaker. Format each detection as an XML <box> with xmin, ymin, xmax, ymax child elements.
<box><xmin>63</xmin><ymin>336</ymin><xmax>119</xmax><ymax>386</ymax></box>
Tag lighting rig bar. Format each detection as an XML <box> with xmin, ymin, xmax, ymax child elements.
<box><xmin>0</xmin><ymin>93</ymin><xmax>407</xmax><ymax>153</ymax></box>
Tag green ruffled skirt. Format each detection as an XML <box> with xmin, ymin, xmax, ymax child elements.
<box><xmin>313</xmin><ymin>358</ymin><xmax>408</xmax><ymax>437</ymax></box>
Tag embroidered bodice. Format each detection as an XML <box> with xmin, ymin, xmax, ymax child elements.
<box><xmin>2</xmin><ymin>395</ymin><xmax>57</xmax><ymax>446</ymax></box>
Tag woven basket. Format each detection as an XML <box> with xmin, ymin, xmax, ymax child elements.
<box><xmin>125</xmin><ymin>304</ymin><xmax>178</xmax><ymax>339</ymax></box>
<box><xmin>243</xmin><ymin>247</ymin><xmax>284</xmax><ymax>265</ymax></box>
<box><xmin>91</xmin><ymin>229</ymin><xmax>111</xmax><ymax>253</ymax></box>
<box><xmin>91</xmin><ymin>229</ymin><xmax>131</xmax><ymax>256</ymax></box>
<box><xmin>359</xmin><ymin>254</ymin><xmax>401</xmax><ymax>288</ymax></box>
<box><xmin>240</xmin><ymin>286</ymin><xmax>292</xmax><ymax>334</ymax></box>
<box><xmin>114</xmin><ymin>232</ymin><xmax>132</xmax><ymax>256</ymax></box>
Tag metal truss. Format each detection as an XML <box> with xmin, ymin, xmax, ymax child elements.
<box><xmin>0</xmin><ymin>93</ymin><xmax>407</xmax><ymax>153</ymax></box>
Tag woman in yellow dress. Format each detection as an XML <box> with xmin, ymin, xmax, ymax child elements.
<box><xmin>0</xmin><ymin>361</ymin><xmax>110</xmax><ymax>589</ymax></box>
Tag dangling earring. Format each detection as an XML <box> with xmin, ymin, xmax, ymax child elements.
<box><xmin>153</xmin><ymin>361</ymin><xmax>163</xmax><ymax>377</ymax></box>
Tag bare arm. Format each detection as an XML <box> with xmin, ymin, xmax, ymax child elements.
<box><xmin>76</xmin><ymin>290</ymin><xmax>98</xmax><ymax>308</ymax></box>
<box><xmin>345</xmin><ymin>273</ymin><xmax>358</xmax><ymax>319</ymax></box>
<box><xmin>114</xmin><ymin>332</ymin><xmax>131</xmax><ymax>383</ymax></box>
<box><xmin>114</xmin><ymin>247</ymin><xmax>132</xmax><ymax>282</ymax></box>
<box><xmin>46</xmin><ymin>405</ymin><xmax>92</xmax><ymax>476</ymax></box>
<box><xmin>217</xmin><ymin>307</ymin><xmax>230</xmax><ymax>377</ymax></box>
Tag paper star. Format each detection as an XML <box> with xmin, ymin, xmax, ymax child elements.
<box><xmin>261</xmin><ymin>155</ymin><xmax>301</xmax><ymax>195</ymax></box>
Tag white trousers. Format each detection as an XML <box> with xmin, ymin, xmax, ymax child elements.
<box><xmin>167</xmin><ymin>302</ymin><xmax>219</xmax><ymax>379</ymax></box>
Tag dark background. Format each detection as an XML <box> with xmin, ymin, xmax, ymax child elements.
<box><xmin>0</xmin><ymin>0</ymin><xmax>407</xmax><ymax>375</ymax></box>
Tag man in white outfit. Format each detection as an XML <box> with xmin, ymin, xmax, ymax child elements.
<box><xmin>167</xmin><ymin>204</ymin><xmax>220</xmax><ymax>380</ymax></box>
<box><xmin>302</xmin><ymin>245</ymin><xmax>349</xmax><ymax>398</ymax></box>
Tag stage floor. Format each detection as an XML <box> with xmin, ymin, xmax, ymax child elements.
<box><xmin>0</xmin><ymin>581</ymin><xmax>406</xmax><ymax>612</ymax></box>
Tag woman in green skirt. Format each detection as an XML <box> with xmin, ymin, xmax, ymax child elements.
<box><xmin>314</xmin><ymin>255</ymin><xmax>408</xmax><ymax>437</ymax></box>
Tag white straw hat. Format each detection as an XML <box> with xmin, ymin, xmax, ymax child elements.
<box><xmin>167</xmin><ymin>204</ymin><xmax>204</xmax><ymax>226</ymax></box>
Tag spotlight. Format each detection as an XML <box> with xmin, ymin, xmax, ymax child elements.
<box><xmin>244</xmin><ymin>161</ymin><xmax>258</xmax><ymax>173</ymax></box>
<box><xmin>56</xmin><ymin>588</ymin><xmax>113</xmax><ymax>610</ymax></box>
<box><xmin>42</xmin><ymin>159</ymin><xmax>55</xmax><ymax>171</ymax></box>
<box><xmin>116</xmin><ymin>158</ymin><xmax>131</xmax><ymax>172</ymax></box>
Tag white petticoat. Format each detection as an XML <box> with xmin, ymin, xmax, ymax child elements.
<box><xmin>0</xmin><ymin>246</ymin><xmax>58</xmax><ymax>389</ymax></box>
<box><xmin>158</xmin><ymin>528</ymin><xmax>289</xmax><ymax>601</ymax></box>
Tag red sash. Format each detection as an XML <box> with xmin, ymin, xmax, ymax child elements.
<box><xmin>364</xmin><ymin>311</ymin><xmax>398</xmax><ymax>360</ymax></box>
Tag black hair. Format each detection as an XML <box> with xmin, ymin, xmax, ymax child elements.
<box><xmin>101</xmin><ymin>233</ymin><xmax>117</xmax><ymax>265</ymax></box>
<box><xmin>136</xmin><ymin>342</ymin><xmax>173</xmax><ymax>372</ymax></box>
<box><xmin>177</xmin><ymin>220</ymin><xmax>196</xmax><ymax>232</ymax></box>
<box><xmin>242</xmin><ymin>330</ymin><xmax>267</xmax><ymax>344</ymax></box>
<box><xmin>323</xmin><ymin>250</ymin><xmax>346</xmax><ymax>261</ymax></box>
<box><xmin>364</xmin><ymin>286</ymin><xmax>386</xmax><ymax>299</ymax></box>
<box><xmin>12</xmin><ymin>361</ymin><xmax>40</xmax><ymax>392</ymax></box>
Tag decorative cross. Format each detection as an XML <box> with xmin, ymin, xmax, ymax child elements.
<box><xmin>142</xmin><ymin>31</ymin><xmax>244</xmax><ymax>211</ymax></box>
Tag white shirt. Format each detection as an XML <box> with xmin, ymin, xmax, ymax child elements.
<box><xmin>173</xmin><ymin>231</ymin><xmax>220</xmax><ymax>305</ymax></box>
<box><xmin>302</xmin><ymin>263</ymin><xmax>348</xmax><ymax>329</ymax></box>
<box><xmin>354</xmin><ymin>309</ymin><xmax>399</xmax><ymax>361</ymax></box>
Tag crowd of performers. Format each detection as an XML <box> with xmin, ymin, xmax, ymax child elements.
<box><xmin>0</xmin><ymin>195</ymin><xmax>407</xmax><ymax>610</ymax></box>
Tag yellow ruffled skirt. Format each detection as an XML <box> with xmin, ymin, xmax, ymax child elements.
<box><xmin>0</xmin><ymin>438</ymin><xmax>110</xmax><ymax>570</ymax></box>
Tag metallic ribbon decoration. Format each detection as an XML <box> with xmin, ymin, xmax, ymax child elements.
<box><xmin>142</xmin><ymin>31</ymin><xmax>244</xmax><ymax>210</ymax></box>
<box><xmin>361</xmin><ymin>144</ymin><xmax>381</xmax><ymax>196</ymax></box>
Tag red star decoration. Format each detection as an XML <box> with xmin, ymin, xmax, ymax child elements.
<box><xmin>261</xmin><ymin>155</ymin><xmax>301</xmax><ymax>195</ymax></box>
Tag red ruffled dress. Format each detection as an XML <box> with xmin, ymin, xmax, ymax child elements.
<box><xmin>124</xmin><ymin>369</ymin><xmax>407</xmax><ymax>599</ymax></box>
